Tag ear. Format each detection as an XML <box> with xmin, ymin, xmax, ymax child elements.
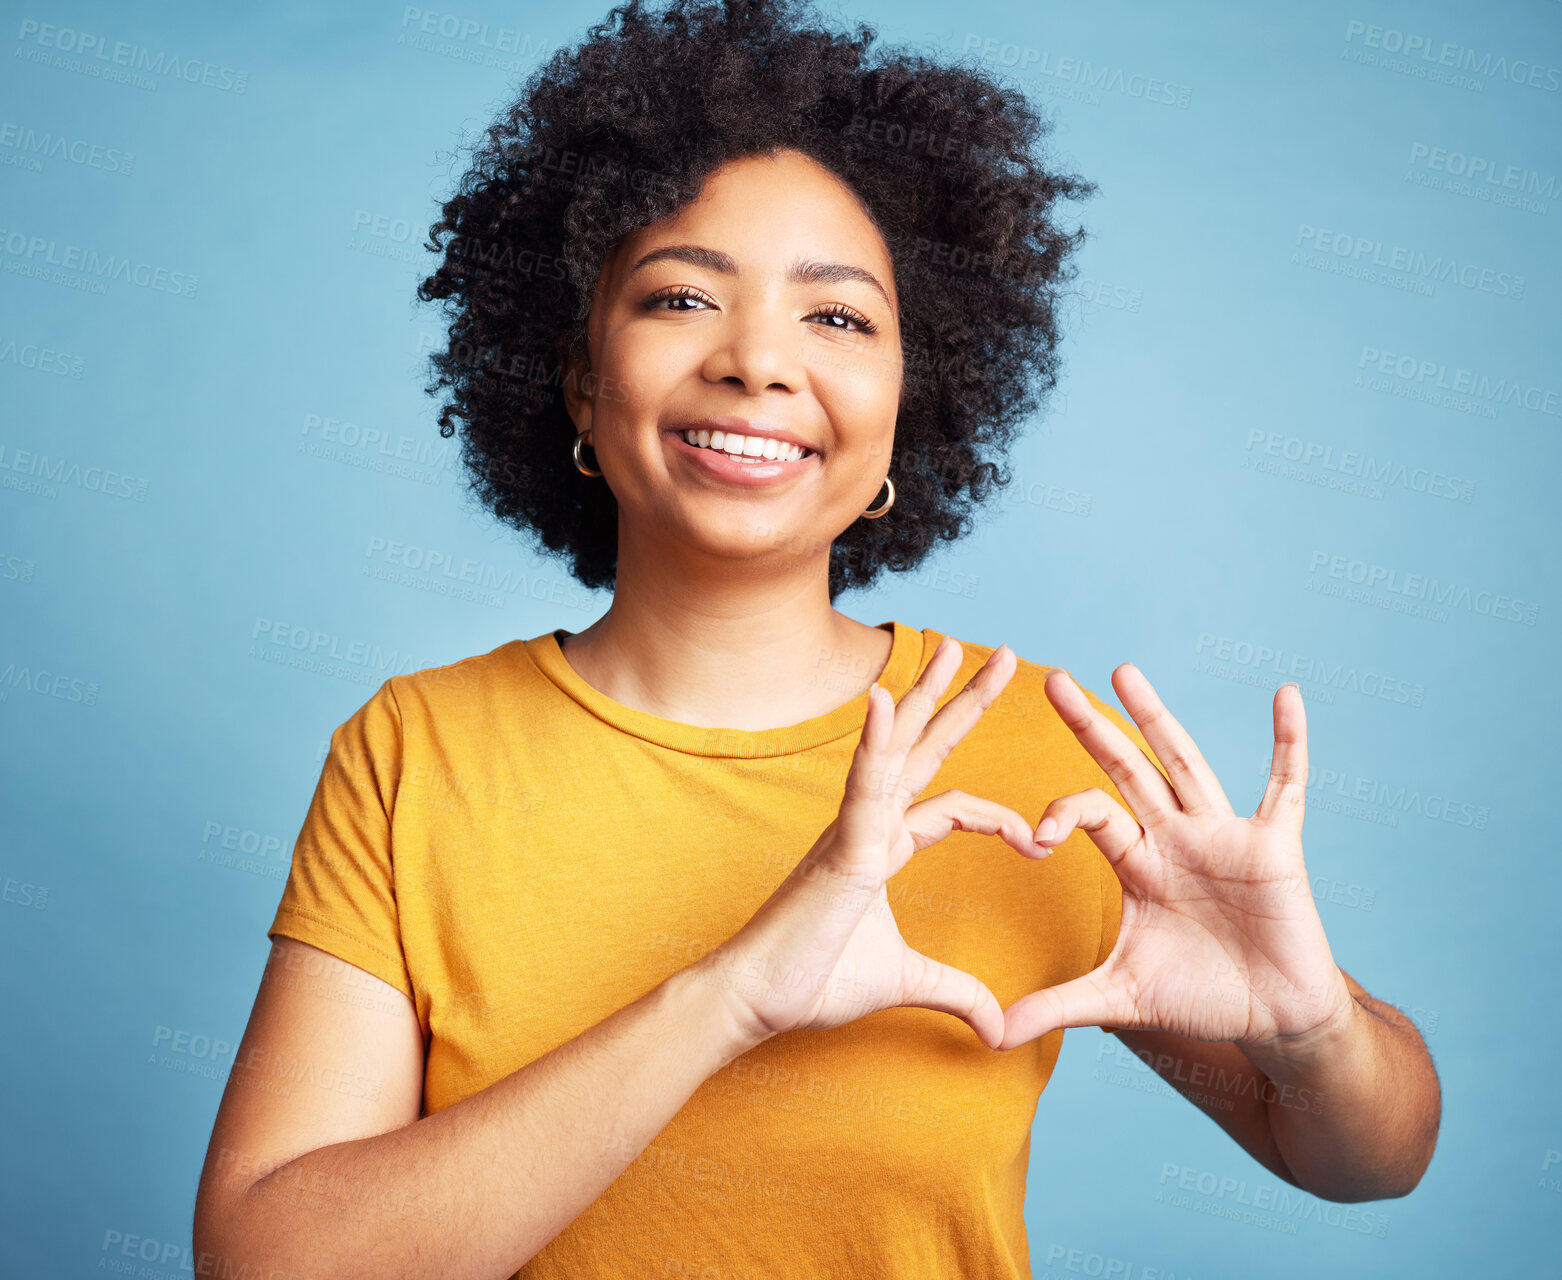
<box><xmin>558</xmin><ymin>334</ymin><xmax>592</xmax><ymax>436</ymax></box>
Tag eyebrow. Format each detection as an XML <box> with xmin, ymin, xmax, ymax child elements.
<box><xmin>625</xmin><ymin>243</ymin><xmax>893</xmax><ymax>310</ymax></box>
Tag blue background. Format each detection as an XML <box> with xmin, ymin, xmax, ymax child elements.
<box><xmin>2</xmin><ymin>0</ymin><xmax>1558</xmax><ymax>1274</ymax></box>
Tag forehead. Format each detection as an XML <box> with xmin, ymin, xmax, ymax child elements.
<box><xmin>602</xmin><ymin>149</ymin><xmax>896</xmax><ymax>296</ymax></box>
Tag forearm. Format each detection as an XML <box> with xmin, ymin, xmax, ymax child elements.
<box><xmin>204</xmin><ymin>964</ymin><xmax>761</xmax><ymax>1280</ymax></box>
<box><xmin>1241</xmin><ymin>990</ymin><xmax>1441</xmax><ymax>1202</ymax></box>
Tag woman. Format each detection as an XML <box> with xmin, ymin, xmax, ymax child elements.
<box><xmin>193</xmin><ymin>1</ymin><xmax>1440</xmax><ymax>1275</ymax></box>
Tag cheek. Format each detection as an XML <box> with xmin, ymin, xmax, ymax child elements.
<box><xmin>816</xmin><ymin>364</ymin><xmax>900</xmax><ymax>465</ymax></box>
<box><xmin>596</xmin><ymin>329</ymin><xmax>699</xmax><ymax>418</ymax></box>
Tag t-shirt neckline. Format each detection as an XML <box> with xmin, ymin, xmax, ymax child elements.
<box><xmin>521</xmin><ymin>620</ymin><xmax>927</xmax><ymax>758</ymax></box>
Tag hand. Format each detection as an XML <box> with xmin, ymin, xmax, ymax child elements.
<box><xmin>1000</xmin><ymin>665</ymin><xmax>1356</xmax><ymax>1054</ymax></box>
<box><xmin>695</xmin><ymin>637</ymin><xmax>1048</xmax><ymax>1052</ymax></box>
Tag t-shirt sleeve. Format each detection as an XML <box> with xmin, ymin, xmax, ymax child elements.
<box><xmin>1078</xmin><ymin>685</ymin><xmax>1170</xmax><ymax>1034</ymax></box>
<box><xmin>267</xmin><ymin>678</ymin><xmax>415</xmax><ymax>1001</ymax></box>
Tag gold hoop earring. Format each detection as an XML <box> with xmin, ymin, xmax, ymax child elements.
<box><xmin>863</xmin><ymin>476</ymin><xmax>895</xmax><ymax>519</ymax></box>
<box><xmin>572</xmin><ymin>431</ymin><xmax>602</xmax><ymax>477</ymax></box>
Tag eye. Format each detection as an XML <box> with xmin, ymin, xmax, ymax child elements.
<box><xmin>643</xmin><ymin>287</ymin><xmax>878</xmax><ymax>335</ymax></box>
<box><xmin>808</xmin><ymin>304</ymin><xmax>877</xmax><ymax>335</ymax></box>
<box><xmin>643</xmin><ymin>285</ymin><xmax>715</xmax><ymax>313</ymax></box>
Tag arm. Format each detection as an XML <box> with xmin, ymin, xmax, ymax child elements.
<box><xmin>1112</xmin><ymin>966</ymin><xmax>1441</xmax><ymax>1201</ymax></box>
<box><xmin>192</xmin><ymin>938</ymin><xmax>760</xmax><ymax>1280</ymax></box>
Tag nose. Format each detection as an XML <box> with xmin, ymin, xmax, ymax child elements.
<box><xmin>700</xmin><ymin>301</ymin><xmax>807</xmax><ymax>394</ymax></box>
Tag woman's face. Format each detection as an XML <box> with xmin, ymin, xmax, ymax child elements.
<box><xmin>563</xmin><ymin>147</ymin><xmax>903</xmax><ymax>577</ymax></box>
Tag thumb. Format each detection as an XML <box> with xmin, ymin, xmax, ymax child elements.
<box><xmin>999</xmin><ymin>971</ymin><xmax>1127</xmax><ymax>1051</ymax></box>
<box><xmin>896</xmin><ymin>944</ymin><xmax>1005</xmax><ymax>1050</ymax></box>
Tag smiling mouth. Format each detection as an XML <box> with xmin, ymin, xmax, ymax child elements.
<box><xmin>673</xmin><ymin>426</ymin><xmax>817</xmax><ymax>462</ymax></box>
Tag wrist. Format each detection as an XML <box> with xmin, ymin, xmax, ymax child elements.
<box><xmin>1238</xmin><ymin>985</ymin><xmax>1366</xmax><ymax>1082</ymax></box>
<box><xmin>667</xmin><ymin>957</ymin><xmax>775</xmax><ymax>1066</ymax></box>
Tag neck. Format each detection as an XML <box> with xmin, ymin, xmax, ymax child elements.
<box><xmin>557</xmin><ymin>525</ymin><xmax>891</xmax><ymax>730</ymax></box>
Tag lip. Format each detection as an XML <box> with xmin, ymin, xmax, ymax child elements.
<box><xmin>672</xmin><ymin>417</ymin><xmax>821</xmax><ymax>457</ymax></box>
<box><xmin>664</xmin><ymin>421</ymin><xmax>821</xmax><ymax>489</ymax></box>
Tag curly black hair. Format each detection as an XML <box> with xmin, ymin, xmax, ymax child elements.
<box><xmin>416</xmin><ymin>0</ymin><xmax>1095</xmax><ymax>601</ymax></box>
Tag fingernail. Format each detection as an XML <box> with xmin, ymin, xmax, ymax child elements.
<box><xmin>1036</xmin><ymin>817</ymin><xmax>1058</xmax><ymax>842</ymax></box>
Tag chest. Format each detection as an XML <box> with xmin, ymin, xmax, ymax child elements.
<box><xmin>388</xmin><ymin>725</ymin><xmax>1104</xmax><ymax>1114</ymax></box>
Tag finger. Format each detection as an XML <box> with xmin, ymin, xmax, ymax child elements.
<box><xmin>883</xmin><ymin>635</ymin><xmax>969</xmax><ymax>765</ymax></box>
<box><xmin>897</xmin><ymin>788</ymin><xmax>1048</xmax><ymax>877</ymax></box>
<box><xmin>1110</xmin><ymin>663</ymin><xmax>1233</xmax><ymax>818</ymax></box>
<box><xmin>1030</xmin><ymin>787</ymin><xmax>1145</xmax><ymax>870</ymax></box>
<box><xmin>999</xmin><ymin>970</ymin><xmax>1131</xmax><ymax>1049</ymax></box>
<box><xmin>1045</xmin><ymin>668</ymin><xmax>1181</xmax><ymax>829</ymax></box>
<box><xmin>835</xmin><ymin>681</ymin><xmax>897</xmax><ymax>849</ymax></box>
<box><xmin>898</xmin><ymin>945</ymin><xmax>1005</xmax><ymax>1050</ymax></box>
<box><xmin>895</xmin><ymin>643</ymin><xmax>1019</xmax><ymax>807</ymax></box>
<box><xmin>1253</xmin><ymin>682</ymin><xmax>1308</xmax><ymax>832</ymax></box>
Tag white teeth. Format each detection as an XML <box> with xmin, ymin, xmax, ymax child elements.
<box><xmin>681</xmin><ymin>429</ymin><xmax>808</xmax><ymax>461</ymax></box>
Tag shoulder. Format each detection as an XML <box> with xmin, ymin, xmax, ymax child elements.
<box><xmin>328</xmin><ymin>637</ymin><xmax>540</xmax><ymax>753</ymax></box>
<box><xmin>386</xmin><ymin>637</ymin><xmax>537</xmax><ymax>710</ymax></box>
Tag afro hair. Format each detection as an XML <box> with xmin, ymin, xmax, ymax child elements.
<box><xmin>416</xmin><ymin>0</ymin><xmax>1095</xmax><ymax>599</ymax></box>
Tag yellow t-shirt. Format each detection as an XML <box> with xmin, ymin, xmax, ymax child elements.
<box><xmin>268</xmin><ymin>619</ymin><xmax>1157</xmax><ymax>1279</ymax></box>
